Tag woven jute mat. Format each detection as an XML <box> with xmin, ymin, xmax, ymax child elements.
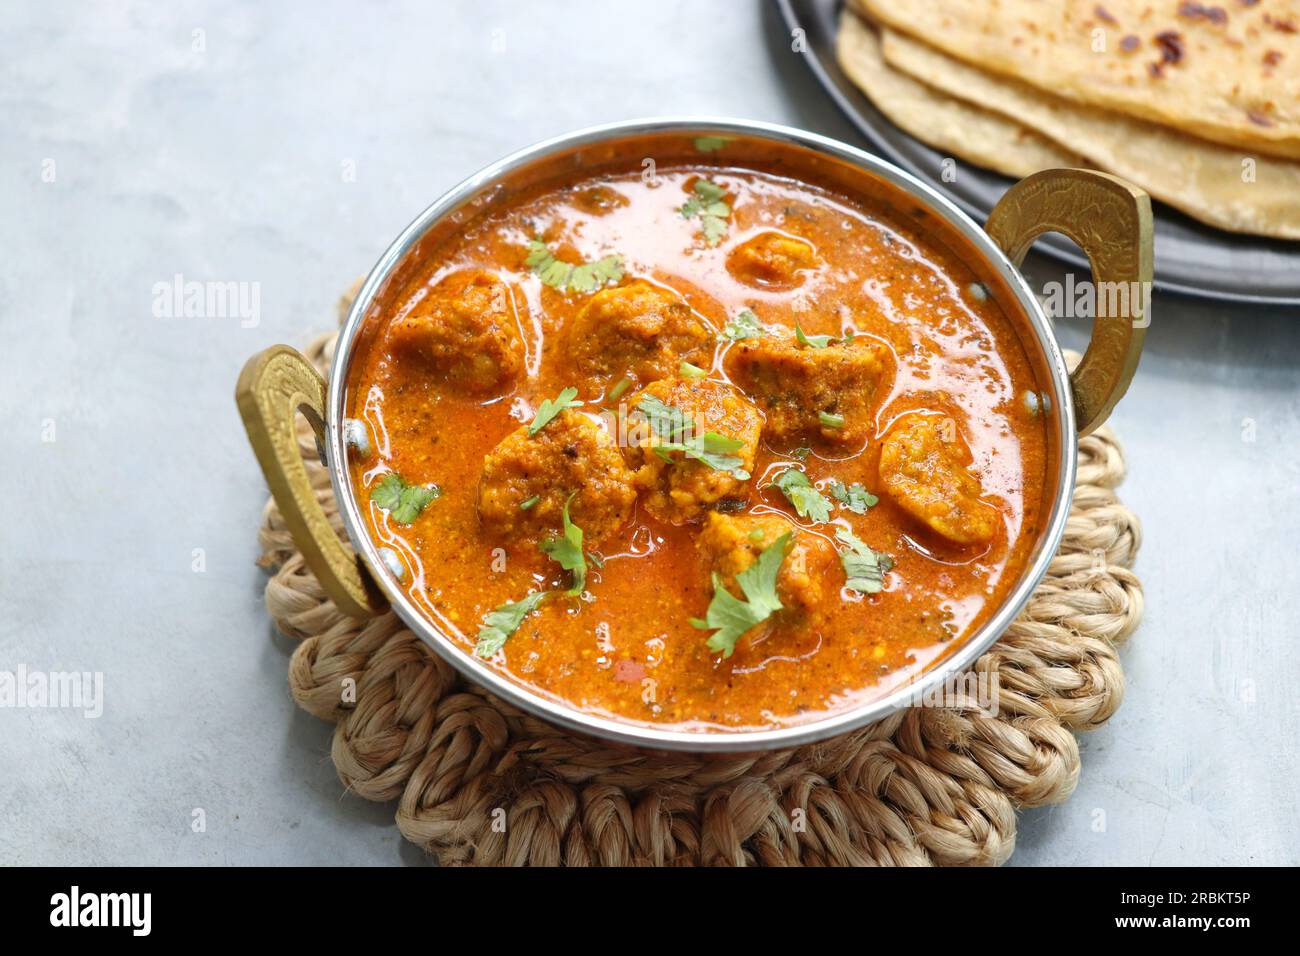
<box><xmin>254</xmin><ymin>288</ymin><xmax>1143</xmax><ymax>866</ymax></box>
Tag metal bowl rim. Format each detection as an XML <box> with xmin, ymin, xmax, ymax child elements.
<box><xmin>323</xmin><ymin>116</ymin><xmax>1078</xmax><ymax>753</ymax></box>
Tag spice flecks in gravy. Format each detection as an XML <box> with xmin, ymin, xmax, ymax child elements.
<box><xmin>346</xmin><ymin>159</ymin><xmax>1048</xmax><ymax>731</ymax></box>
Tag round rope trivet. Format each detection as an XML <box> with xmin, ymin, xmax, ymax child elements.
<box><xmin>253</xmin><ymin>286</ymin><xmax>1143</xmax><ymax>866</ymax></box>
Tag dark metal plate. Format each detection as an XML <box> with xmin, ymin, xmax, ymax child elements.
<box><xmin>777</xmin><ymin>0</ymin><xmax>1300</xmax><ymax>305</ymax></box>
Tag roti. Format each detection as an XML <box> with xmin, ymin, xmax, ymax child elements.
<box><xmin>834</xmin><ymin>12</ymin><xmax>1082</xmax><ymax>180</ymax></box>
<box><xmin>879</xmin><ymin>25</ymin><xmax>1300</xmax><ymax>239</ymax></box>
<box><xmin>850</xmin><ymin>0</ymin><xmax>1300</xmax><ymax>160</ymax></box>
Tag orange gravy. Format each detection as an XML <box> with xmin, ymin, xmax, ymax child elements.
<box><xmin>345</xmin><ymin>158</ymin><xmax>1048</xmax><ymax>731</ymax></box>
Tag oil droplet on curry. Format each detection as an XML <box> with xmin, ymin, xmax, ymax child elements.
<box><xmin>346</xmin><ymin>154</ymin><xmax>1048</xmax><ymax>732</ymax></box>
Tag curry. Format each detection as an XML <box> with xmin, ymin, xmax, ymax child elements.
<box><xmin>343</xmin><ymin>144</ymin><xmax>1050</xmax><ymax>732</ymax></box>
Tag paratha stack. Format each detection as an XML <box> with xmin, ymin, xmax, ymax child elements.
<box><xmin>836</xmin><ymin>1</ymin><xmax>1300</xmax><ymax>239</ymax></box>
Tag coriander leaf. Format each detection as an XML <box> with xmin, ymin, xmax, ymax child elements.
<box><xmin>693</xmin><ymin>135</ymin><xmax>731</xmax><ymax>153</ymax></box>
<box><xmin>650</xmin><ymin>434</ymin><xmax>748</xmax><ymax>478</ymax></box>
<box><xmin>393</xmin><ymin>484</ymin><xmax>440</xmax><ymax>524</ymax></box>
<box><xmin>569</xmin><ymin>255</ymin><xmax>625</xmax><ymax>293</ymax></box>
<box><xmin>519</xmin><ymin>495</ymin><xmax>540</xmax><ymax>511</ymax></box>
<box><xmin>720</xmin><ymin>308</ymin><xmax>764</xmax><ymax>342</ymax></box>
<box><xmin>818</xmin><ymin>411</ymin><xmax>845</xmax><ymax>430</ymax></box>
<box><xmin>370</xmin><ymin>472</ymin><xmax>440</xmax><ymax>525</ymax></box>
<box><xmin>474</xmin><ymin>591</ymin><xmax>548</xmax><ymax>658</ymax></box>
<box><xmin>525</xmin><ymin>239</ymin><xmax>573</xmax><ymax>290</ymax></box>
<box><xmin>636</xmin><ymin>394</ymin><xmax>695</xmax><ymax>443</ymax></box>
<box><xmin>539</xmin><ymin>494</ymin><xmax>587</xmax><ymax>595</ymax></box>
<box><xmin>524</xmin><ymin>238</ymin><xmax>553</xmax><ymax>269</ymax></box>
<box><xmin>607</xmin><ymin>377</ymin><xmax>633</xmax><ymax>402</ymax></box>
<box><xmin>828</xmin><ymin>480</ymin><xmax>878</xmax><ymax>515</ymax></box>
<box><xmin>682</xmin><ymin>432</ymin><xmax>748</xmax><ymax>477</ymax></box>
<box><xmin>700</xmin><ymin>214</ymin><xmax>729</xmax><ymax>246</ymax></box>
<box><xmin>529</xmin><ymin>386</ymin><xmax>582</xmax><ymax>436</ymax></box>
<box><xmin>680</xmin><ymin>179</ymin><xmax>732</xmax><ymax>247</ymax></box>
<box><xmin>794</xmin><ymin>322</ymin><xmax>834</xmax><ymax>349</ymax></box>
<box><xmin>369</xmin><ymin>473</ymin><xmax>404</xmax><ymax>513</ymax></box>
<box><xmin>836</xmin><ymin>527</ymin><xmax>894</xmax><ymax>595</ymax></box>
<box><xmin>679</xmin><ymin>360</ymin><xmax>707</xmax><ymax>380</ymax></box>
<box><xmin>772</xmin><ymin>468</ymin><xmax>832</xmax><ymax>523</ymax></box>
<box><xmin>691</xmin><ymin>579</ymin><xmax>759</xmax><ymax>657</ymax></box>
<box><xmin>527</xmin><ymin>237</ymin><xmax>624</xmax><ymax>293</ymax></box>
<box><xmin>692</xmin><ymin>532</ymin><xmax>791</xmax><ymax>658</ymax></box>
<box><xmin>693</xmin><ymin>179</ymin><xmax>727</xmax><ymax>204</ymax></box>
<box><xmin>635</xmin><ymin>395</ymin><xmax>749</xmax><ymax>479</ymax></box>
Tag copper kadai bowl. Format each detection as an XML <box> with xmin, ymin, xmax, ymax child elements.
<box><xmin>235</xmin><ymin>118</ymin><xmax>1151</xmax><ymax>753</ymax></box>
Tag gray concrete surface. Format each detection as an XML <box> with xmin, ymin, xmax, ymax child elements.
<box><xmin>1</xmin><ymin>0</ymin><xmax>1296</xmax><ymax>866</ymax></box>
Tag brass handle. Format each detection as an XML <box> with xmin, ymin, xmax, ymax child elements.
<box><xmin>985</xmin><ymin>168</ymin><xmax>1152</xmax><ymax>437</ymax></box>
<box><xmin>235</xmin><ymin>345</ymin><xmax>385</xmax><ymax>618</ymax></box>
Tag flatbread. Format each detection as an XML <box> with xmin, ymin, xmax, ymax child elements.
<box><xmin>850</xmin><ymin>0</ymin><xmax>1300</xmax><ymax>160</ymax></box>
<box><xmin>879</xmin><ymin>25</ymin><xmax>1300</xmax><ymax>239</ymax></box>
<box><xmin>834</xmin><ymin>12</ymin><xmax>1082</xmax><ymax>180</ymax></box>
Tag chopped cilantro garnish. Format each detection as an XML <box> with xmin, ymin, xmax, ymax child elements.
<box><xmin>836</xmin><ymin>528</ymin><xmax>894</xmax><ymax>595</ymax></box>
<box><xmin>526</xmin><ymin>238</ymin><xmax>624</xmax><ymax>293</ymax></box>
<box><xmin>689</xmin><ymin>178</ymin><xmax>727</xmax><ymax>204</ymax></box>
<box><xmin>369</xmin><ymin>472</ymin><xmax>440</xmax><ymax>525</ymax></box>
<box><xmin>790</xmin><ymin>446</ymin><xmax>812</xmax><ymax>461</ymax></box>
<box><xmin>691</xmin><ymin>532</ymin><xmax>791</xmax><ymax>658</ymax></box>
<box><xmin>570</xmin><ymin>257</ymin><xmax>625</xmax><ymax>292</ymax></box>
<box><xmin>539</xmin><ymin>494</ymin><xmax>586</xmax><ymax>596</ymax></box>
<box><xmin>474</xmin><ymin>591</ymin><xmax>548</xmax><ymax>658</ymax></box>
<box><xmin>794</xmin><ymin>322</ymin><xmax>834</xmax><ymax>349</ymax></box>
<box><xmin>607</xmin><ymin>377</ymin><xmax>633</xmax><ymax>402</ymax></box>
<box><xmin>587</xmin><ymin>550</ymin><xmax>605</xmax><ymax>570</ymax></box>
<box><xmin>818</xmin><ymin>411</ymin><xmax>845</xmax><ymax>429</ymax></box>
<box><xmin>679</xmin><ymin>360</ymin><xmax>707</xmax><ymax>381</ymax></box>
<box><xmin>693</xmin><ymin>135</ymin><xmax>731</xmax><ymax>153</ymax></box>
<box><xmin>720</xmin><ymin>308</ymin><xmax>764</xmax><ymax>342</ymax></box>
<box><xmin>828</xmin><ymin>480</ymin><xmax>878</xmax><ymax>514</ymax></box>
<box><xmin>636</xmin><ymin>394</ymin><xmax>693</xmax><ymax>442</ymax></box>
<box><xmin>700</xmin><ymin>215</ymin><xmax>728</xmax><ymax>246</ymax></box>
<box><xmin>680</xmin><ymin>179</ymin><xmax>731</xmax><ymax>247</ymax></box>
<box><xmin>673</xmin><ymin>431</ymin><xmax>748</xmax><ymax>476</ymax></box>
<box><xmin>635</xmin><ymin>394</ymin><xmax>749</xmax><ymax>479</ymax></box>
<box><xmin>772</xmin><ymin>468</ymin><xmax>832</xmax><ymax>523</ymax></box>
<box><xmin>528</xmin><ymin>386</ymin><xmax>582</xmax><ymax>436</ymax></box>
<box><xmin>519</xmin><ymin>495</ymin><xmax>540</xmax><ymax>511</ymax></box>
